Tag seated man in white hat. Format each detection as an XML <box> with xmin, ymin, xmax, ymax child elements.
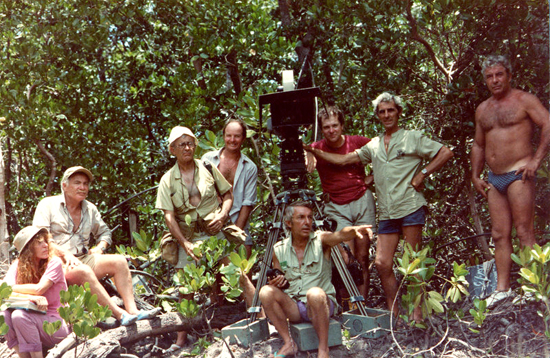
<box><xmin>33</xmin><ymin>166</ymin><xmax>161</xmax><ymax>326</ymax></box>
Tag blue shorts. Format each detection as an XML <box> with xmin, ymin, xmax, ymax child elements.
<box><xmin>297</xmin><ymin>299</ymin><xmax>335</xmax><ymax>323</ymax></box>
<box><xmin>378</xmin><ymin>206</ymin><xmax>426</xmax><ymax>234</ymax></box>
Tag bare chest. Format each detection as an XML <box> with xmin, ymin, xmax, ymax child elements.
<box><xmin>479</xmin><ymin>101</ymin><xmax>526</xmax><ymax>131</ymax></box>
<box><xmin>218</xmin><ymin>159</ymin><xmax>238</xmax><ymax>184</ymax></box>
<box><xmin>295</xmin><ymin>249</ymin><xmax>305</xmax><ymax>266</ymax></box>
<box><xmin>67</xmin><ymin>208</ymin><xmax>82</xmax><ymax>232</ymax></box>
<box><xmin>181</xmin><ymin>169</ymin><xmax>201</xmax><ymax>206</ymax></box>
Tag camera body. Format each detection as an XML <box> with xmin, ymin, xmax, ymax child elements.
<box><xmin>266</xmin><ymin>268</ymin><xmax>290</xmax><ymax>290</ymax></box>
<box><xmin>259</xmin><ymin>87</ymin><xmax>322</xmax><ymax>190</ymax></box>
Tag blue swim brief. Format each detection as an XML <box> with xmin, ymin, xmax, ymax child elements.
<box><xmin>488</xmin><ymin>170</ymin><xmax>523</xmax><ymax>194</ymax></box>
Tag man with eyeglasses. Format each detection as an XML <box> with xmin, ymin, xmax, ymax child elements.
<box><xmin>33</xmin><ymin>166</ymin><xmax>161</xmax><ymax>326</ymax></box>
<box><xmin>156</xmin><ymin>126</ymin><xmax>257</xmax><ymax>352</ymax></box>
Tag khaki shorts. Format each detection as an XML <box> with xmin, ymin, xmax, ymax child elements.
<box><xmin>78</xmin><ymin>253</ymin><xmax>98</xmax><ymax>270</ymax></box>
<box><xmin>175</xmin><ymin>232</ymin><xmax>225</xmax><ymax>269</ymax></box>
<box><xmin>324</xmin><ymin>189</ymin><xmax>376</xmax><ymax>233</ymax></box>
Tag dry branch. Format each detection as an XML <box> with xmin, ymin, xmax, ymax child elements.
<box><xmin>46</xmin><ymin>312</ymin><xmax>204</xmax><ymax>358</ymax></box>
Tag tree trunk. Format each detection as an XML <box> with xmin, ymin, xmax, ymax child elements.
<box><xmin>0</xmin><ymin>139</ymin><xmax>9</xmax><ymax>267</ymax></box>
<box><xmin>226</xmin><ymin>50</ymin><xmax>242</xmax><ymax>96</ymax></box>
<box><xmin>467</xmin><ymin>181</ymin><xmax>492</xmax><ymax>261</ymax></box>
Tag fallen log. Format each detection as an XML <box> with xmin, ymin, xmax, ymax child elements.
<box><xmin>45</xmin><ymin>312</ymin><xmax>204</xmax><ymax>358</ymax></box>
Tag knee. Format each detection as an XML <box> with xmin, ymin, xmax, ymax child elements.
<box><xmin>10</xmin><ymin>310</ymin><xmax>30</xmax><ymax>328</ymax></box>
<box><xmin>306</xmin><ymin>287</ymin><xmax>326</xmax><ymax>305</ymax></box>
<box><xmin>514</xmin><ymin>224</ymin><xmax>535</xmax><ymax>245</ymax></box>
<box><xmin>375</xmin><ymin>257</ymin><xmax>392</xmax><ymax>275</ymax></box>
<box><xmin>259</xmin><ymin>285</ymin><xmax>277</xmax><ymax>303</ymax></box>
<box><xmin>67</xmin><ymin>264</ymin><xmax>96</xmax><ymax>285</ymax></box>
<box><xmin>111</xmin><ymin>255</ymin><xmax>130</xmax><ymax>270</ymax></box>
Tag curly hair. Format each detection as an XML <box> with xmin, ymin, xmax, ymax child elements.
<box><xmin>16</xmin><ymin>231</ymin><xmax>53</xmax><ymax>284</ymax></box>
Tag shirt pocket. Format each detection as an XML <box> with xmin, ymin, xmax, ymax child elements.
<box><xmin>171</xmin><ymin>191</ymin><xmax>188</xmax><ymax>215</ymax></box>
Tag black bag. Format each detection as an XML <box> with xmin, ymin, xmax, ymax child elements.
<box><xmin>332</xmin><ymin>243</ymin><xmax>364</xmax><ymax>291</ymax></box>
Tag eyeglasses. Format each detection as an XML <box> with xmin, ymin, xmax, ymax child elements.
<box><xmin>174</xmin><ymin>142</ymin><xmax>196</xmax><ymax>149</ymax></box>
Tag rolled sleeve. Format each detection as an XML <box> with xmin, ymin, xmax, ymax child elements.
<box><xmin>241</xmin><ymin>165</ymin><xmax>257</xmax><ymax>207</ymax></box>
<box><xmin>155</xmin><ymin>172</ymin><xmax>175</xmax><ymax>211</ymax></box>
<box><xmin>91</xmin><ymin>209</ymin><xmax>112</xmax><ymax>246</ymax></box>
<box><xmin>415</xmin><ymin>132</ymin><xmax>444</xmax><ymax>160</ymax></box>
<box><xmin>33</xmin><ymin>199</ymin><xmax>52</xmax><ymax>229</ymax></box>
<box><xmin>355</xmin><ymin>142</ymin><xmax>373</xmax><ymax>165</ymax></box>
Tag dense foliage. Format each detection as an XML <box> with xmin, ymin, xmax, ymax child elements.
<box><xmin>1</xmin><ymin>0</ymin><xmax>548</xmax><ymax>266</ymax></box>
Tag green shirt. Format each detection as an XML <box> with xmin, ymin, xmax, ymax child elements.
<box><xmin>355</xmin><ymin>129</ymin><xmax>443</xmax><ymax>220</ymax></box>
<box><xmin>156</xmin><ymin>159</ymin><xmax>231</xmax><ymax>237</ymax></box>
<box><xmin>274</xmin><ymin>232</ymin><xmax>336</xmax><ymax>304</ymax></box>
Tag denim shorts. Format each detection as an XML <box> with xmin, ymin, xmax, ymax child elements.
<box><xmin>378</xmin><ymin>206</ymin><xmax>426</xmax><ymax>234</ymax></box>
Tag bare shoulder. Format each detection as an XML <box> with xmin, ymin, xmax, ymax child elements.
<box><xmin>475</xmin><ymin>98</ymin><xmax>490</xmax><ymax>119</ymax></box>
<box><xmin>512</xmin><ymin>88</ymin><xmax>544</xmax><ymax>107</ymax></box>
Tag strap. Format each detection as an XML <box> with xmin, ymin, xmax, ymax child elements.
<box><xmin>202</xmin><ymin>161</ymin><xmax>222</xmax><ymax>198</ymax></box>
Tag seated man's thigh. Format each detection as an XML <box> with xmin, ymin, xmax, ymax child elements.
<box><xmin>64</xmin><ymin>262</ymin><xmax>97</xmax><ymax>285</ymax></box>
<box><xmin>260</xmin><ymin>285</ymin><xmax>301</xmax><ymax>322</ymax></box>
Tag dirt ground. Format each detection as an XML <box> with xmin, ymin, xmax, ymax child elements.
<box><xmin>169</xmin><ymin>296</ymin><xmax>550</xmax><ymax>358</ymax></box>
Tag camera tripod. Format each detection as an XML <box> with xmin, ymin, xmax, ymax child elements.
<box><xmin>248</xmin><ymin>188</ymin><xmax>369</xmax><ymax>322</ymax></box>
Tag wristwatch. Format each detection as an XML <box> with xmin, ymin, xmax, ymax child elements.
<box><xmin>421</xmin><ymin>168</ymin><xmax>428</xmax><ymax>175</ymax></box>
<box><xmin>100</xmin><ymin>246</ymin><xmax>108</xmax><ymax>254</ymax></box>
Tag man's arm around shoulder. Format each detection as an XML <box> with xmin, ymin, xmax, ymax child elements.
<box><xmin>303</xmin><ymin>143</ymin><xmax>361</xmax><ymax>166</ymax></box>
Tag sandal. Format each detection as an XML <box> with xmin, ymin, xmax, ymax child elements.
<box><xmin>164</xmin><ymin>343</ymin><xmax>182</xmax><ymax>355</ymax></box>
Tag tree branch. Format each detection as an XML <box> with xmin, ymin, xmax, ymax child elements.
<box><xmin>34</xmin><ymin>139</ymin><xmax>57</xmax><ymax>196</ymax></box>
<box><xmin>47</xmin><ymin>313</ymin><xmax>204</xmax><ymax>358</ymax></box>
<box><xmin>405</xmin><ymin>1</ymin><xmax>451</xmax><ymax>83</ymax></box>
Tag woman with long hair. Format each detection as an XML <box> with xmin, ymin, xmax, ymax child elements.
<box><xmin>2</xmin><ymin>226</ymin><xmax>70</xmax><ymax>358</ymax></box>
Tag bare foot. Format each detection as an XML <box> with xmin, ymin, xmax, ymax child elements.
<box><xmin>272</xmin><ymin>340</ymin><xmax>297</xmax><ymax>357</ymax></box>
<box><xmin>317</xmin><ymin>347</ymin><xmax>330</xmax><ymax>358</ymax></box>
<box><xmin>411</xmin><ymin>306</ymin><xmax>423</xmax><ymax>323</ymax></box>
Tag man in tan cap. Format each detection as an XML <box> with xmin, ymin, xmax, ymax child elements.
<box><xmin>156</xmin><ymin>126</ymin><xmax>258</xmax><ymax>352</ymax></box>
<box><xmin>33</xmin><ymin>166</ymin><xmax>160</xmax><ymax>326</ymax></box>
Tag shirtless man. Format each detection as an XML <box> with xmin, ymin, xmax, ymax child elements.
<box><xmin>202</xmin><ymin>119</ymin><xmax>258</xmax><ymax>258</ymax></box>
<box><xmin>471</xmin><ymin>55</ymin><xmax>550</xmax><ymax>307</ymax></box>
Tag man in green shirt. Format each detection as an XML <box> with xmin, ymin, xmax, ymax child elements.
<box><xmin>156</xmin><ymin>126</ymin><xmax>257</xmax><ymax>352</ymax></box>
<box><xmin>305</xmin><ymin>93</ymin><xmax>453</xmax><ymax>321</ymax></box>
<box><xmin>260</xmin><ymin>201</ymin><xmax>372</xmax><ymax>358</ymax></box>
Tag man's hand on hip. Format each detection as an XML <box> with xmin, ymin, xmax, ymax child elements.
<box><xmin>515</xmin><ymin>159</ymin><xmax>539</xmax><ymax>181</ymax></box>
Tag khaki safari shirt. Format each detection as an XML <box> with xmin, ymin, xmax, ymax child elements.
<box><xmin>33</xmin><ymin>194</ymin><xmax>112</xmax><ymax>255</ymax></box>
<box><xmin>355</xmin><ymin>129</ymin><xmax>443</xmax><ymax>220</ymax></box>
<box><xmin>155</xmin><ymin>159</ymin><xmax>232</xmax><ymax>238</ymax></box>
<box><xmin>274</xmin><ymin>232</ymin><xmax>336</xmax><ymax>304</ymax></box>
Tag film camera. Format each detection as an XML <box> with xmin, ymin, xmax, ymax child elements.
<box><xmin>259</xmin><ymin>87</ymin><xmax>322</xmax><ymax>191</ymax></box>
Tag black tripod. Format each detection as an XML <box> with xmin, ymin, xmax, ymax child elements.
<box><xmin>248</xmin><ymin>188</ymin><xmax>369</xmax><ymax>322</ymax></box>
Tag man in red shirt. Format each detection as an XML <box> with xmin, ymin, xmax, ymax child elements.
<box><xmin>307</xmin><ymin>106</ymin><xmax>375</xmax><ymax>301</ymax></box>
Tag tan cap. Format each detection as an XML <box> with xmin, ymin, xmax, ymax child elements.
<box><xmin>13</xmin><ymin>226</ymin><xmax>48</xmax><ymax>253</ymax></box>
<box><xmin>168</xmin><ymin>126</ymin><xmax>198</xmax><ymax>146</ymax></box>
<box><xmin>62</xmin><ymin>166</ymin><xmax>93</xmax><ymax>183</ymax></box>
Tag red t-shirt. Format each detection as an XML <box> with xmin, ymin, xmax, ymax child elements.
<box><xmin>311</xmin><ymin>135</ymin><xmax>371</xmax><ymax>205</ymax></box>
